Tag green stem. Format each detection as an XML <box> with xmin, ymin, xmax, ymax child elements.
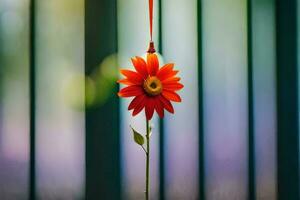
<box><xmin>145</xmin><ymin>120</ymin><xmax>150</xmax><ymax>200</ymax></box>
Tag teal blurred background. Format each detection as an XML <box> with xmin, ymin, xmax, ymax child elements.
<box><xmin>0</xmin><ymin>0</ymin><xmax>298</xmax><ymax>199</ymax></box>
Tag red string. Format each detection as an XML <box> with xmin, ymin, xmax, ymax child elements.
<box><xmin>148</xmin><ymin>0</ymin><xmax>153</xmax><ymax>41</ymax></box>
<box><xmin>147</xmin><ymin>0</ymin><xmax>156</xmax><ymax>53</ymax></box>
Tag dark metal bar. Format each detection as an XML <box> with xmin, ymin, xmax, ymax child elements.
<box><xmin>276</xmin><ymin>0</ymin><xmax>299</xmax><ymax>199</ymax></box>
<box><xmin>197</xmin><ymin>0</ymin><xmax>205</xmax><ymax>199</ymax></box>
<box><xmin>247</xmin><ymin>0</ymin><xmax>255</xmax><ymax>199</ymax></box>
<box><xmin>158</xmin><ymin>0</ymin><xmax>165</xmax><ymax>199</ymax></box>
<box><xmin>29</xmin><ymin>1</ymin><xmax>36</xmax><ymax>200</ymax></box>
<box><xmin>29</xmin><ymin>0</ymin><xmax>36</xmax><ymax>199</ymax></box>
<box><xmin>85</xmin><ymin>0</ymin><xmax>120</xmax><ymax>199</ymax></box>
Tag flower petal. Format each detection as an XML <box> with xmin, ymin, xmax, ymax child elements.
<box><xmin>137</xmin><ymin>56</ymin><xmax>149</xmax><ymax>77</ymax></box>
<box><xmin>118</xmin><ymin>86</ymin><xmax>144</xmax><ymax>97</ymax></box>
<box><xmin>163</xmin><ymin>83</ymin><xmax>184</xmax><ymax>91</ymax></box>
<box><xmin>131</xmin><ymin>57</ymin><xmax>148</xmax><ymax>78</ymax></box>
<box><xmin>145</xmin><ymin>98</ymin><xmax>155</xmax><ymax>120</ymax></box>
<box><xmin>128</xmin><ymin>95</ymin><xmax>146</xmax><ymax>110</ymax></box>
<box><xmin>158</xmin><ymin>70</ymin><xmax>179</xmax><ymax>81</ymax></box>
<box><xmin>156</xmin><ymin>63</ymin><xmax>174</xmax><ymax>80</ymax></box>
<box><xmin>161</xmin><ymin>77</ymin><xmax>181</xmax><ymax>84</ymax></box>
<box><xmin>147</xmin><ymin>53</ymin><xmax>159</xmax><ymax>76</ymax></box>
<box><xmin>154</xmin><ymin>97</ymin><xmax>164</xmax><ymax>118</ymax></box>
<box><xmin>162</xmin><ymin>90</ymin><xmax>182</xmax><ymax>102</ymax></box>
<box><xmin>120</xmin><ymin>69</ymin><xmax>144</xmax><ymax>84</ymax></box>
<box><xmin>132</xmin><ymin>96</ymin><xmax>147</xmax><ymax>116</ymax></box>
<box><xmin>158</xmin><ymin>95</ymin><xmax>174</xmax><ymax>113</ymax></box>
<box><xmin>117</xmin><ymin>79</ymin><xmax>136</xmax><ymax>86</ymax></box>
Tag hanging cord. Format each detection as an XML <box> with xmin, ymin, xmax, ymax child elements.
<box><xmin>149</xmin><ymin>0</ymin><xmax>153</xmax><ymax>41</ymax></box>
<box><xmin>147</xmin><ymin>0</ymin><xmax>156</xmax><ymax>53</ymax></box>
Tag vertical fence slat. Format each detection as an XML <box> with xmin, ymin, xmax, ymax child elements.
<box><xmin>35</xmin><ymin>1</ymin><xmax>85</xmax><ymax>198</ymax></box>
<box><xmin>247</xmin><ymin>0</ymin><xmax>255</xmax><ymax>199</ymax></box>
<box><xmin>158</xmin><ymin>0</ymin><xmax>165</xmax><ymax>199</ymax></box>
<box><xmin>118</xmin><ymin>0</ymin><xmax>160</xmax><ymax>199</ymax></box>
<box><xmin>251</xmin><ymin>0</ymin><xmax>277</xmax><ymax>199</ymax></box>
<box><xmin>202</xmin><ymin>0</ymin><xmax>248</xmax><ymax>199</ymax></box>
<box><xmin>276</xmin><ymin>0</ymin><xmax>299</xmax><ymax>199</ymax></box>
<box><xmin>29</xmin><ymin>0</ymin><xmax>36</xmax><ymax>199</ymax></box>
<box><xmin>162</xmin><ymin>0</ymin><xmax>199</xmax><ymax>198</ymax></box>
<box><xmin>197</xmin><ymin>0</ymin><xmax>205</xmax><ymax>199</ymax></box>
<box><xmin>85</xmin><ymin>0</ymin><xmax>120</xmax><ymax>199</ymax></box>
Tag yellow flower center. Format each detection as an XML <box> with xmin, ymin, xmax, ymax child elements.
<box><xmin>143</xmin><ymin>76</ymin><xmax>162</xmax><ymax>96</ymax></box>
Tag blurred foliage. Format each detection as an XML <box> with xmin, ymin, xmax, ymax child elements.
<box><xmin>0</xmin><ymin>0</ymin><xmax>30</xmax><ymax>99</ymax></box>
<box><xmin>91</xmin><ymin>54</ymin><xmax>119</xmax><ymax>106</ymax></box>
<box><xmin>63</xmin><ymin>54</ymin><xmax>119</xmax><ymax>110</ymax></box>
<box><xmin>0</xmin><ymin>0</ymin><xmax>29</xmax><ymax>78</ymax></box>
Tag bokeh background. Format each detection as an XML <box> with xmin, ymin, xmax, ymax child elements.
<box><xmin>0</xmin><ymin>0</ymin><xmax>298</xmax><ymax>199</ymax></box>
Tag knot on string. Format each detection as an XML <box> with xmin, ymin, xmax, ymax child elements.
<box><xmin>147</xmin><ymin>41</ymin><xmax>156</xmax><ymax>54</ymax></box>
<box><xmin>147</xmin><ymin>0</ymin><xmax>155</xmax><ymax>54</ymax></box>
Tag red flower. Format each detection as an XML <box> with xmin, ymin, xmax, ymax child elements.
<box><xmin>118</xmin><ymin>53</ymin><xmax>184</xmax><ymax>120</ymax></box>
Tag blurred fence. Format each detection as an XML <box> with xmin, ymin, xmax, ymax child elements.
<box><xmin>0</xmin><ymin>0</ymin><xmax>299</xmax><ymax>199</ymax></box>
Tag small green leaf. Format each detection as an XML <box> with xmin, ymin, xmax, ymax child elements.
<box><xmin>131</xmin><ymin>126</ymin><xmax>144</xmax><ymax>145</ymax></box>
